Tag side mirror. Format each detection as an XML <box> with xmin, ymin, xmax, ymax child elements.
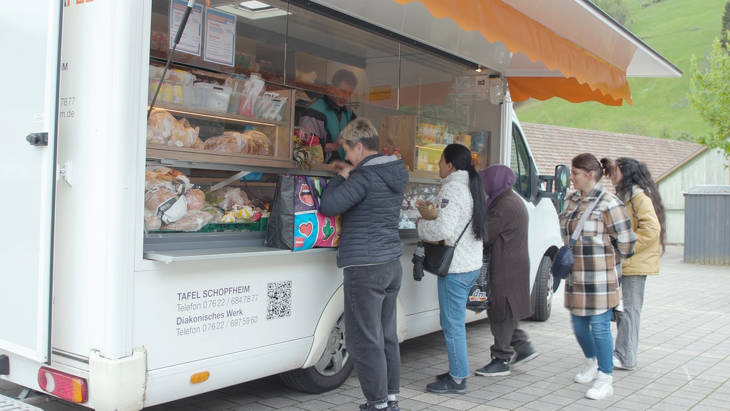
<box><xmin>553</xmin><ymin>165</ymin><xmax>570</xmax><ymax>212</ymax></box>
<box><xmin>554</xmin><ymin>165</ymin><xmax>570</xmax><ymax>195</ymax></box>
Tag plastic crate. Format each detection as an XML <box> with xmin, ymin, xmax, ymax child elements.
<box><xmin>198</xmin><ymin>217</ymin><xmax>268</xmax><ymax>233</ymax></box>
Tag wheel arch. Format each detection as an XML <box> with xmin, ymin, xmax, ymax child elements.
<box><xmin>301</xmin><ymin>287</ymin><xmax>408</xmax><ymax>369</ymax></box>
<box><xmin>301</xmin><ymin>285</ymin><xmax>344</xmax><ymax>369</ymax></box>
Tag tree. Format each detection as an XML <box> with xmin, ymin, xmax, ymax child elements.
<box><xmin>689</xmin><ymin>33</ymin><xmax>730</xmax><ymax>157</ymax></box>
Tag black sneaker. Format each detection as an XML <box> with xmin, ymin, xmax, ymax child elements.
<box><xmin>512</xmin><ymin>346</ymin><xmax>539</xmax><ymax>366</ymax></box>
<box><xmin>359</xmin><ymin>403</ymin><xmax>392</xmax><ymax>411</ymax></box>
<box><xmin>426</xmin><ymin>375</ymin><xmax>466</xmax><ymax>394</ymax></box>
<box><xmin>436</xmin><ymin>372</ymin><xmax>451</xmax><ymax>381</ymax></box>
<box><xmin>475</xmin><ymin>359</ymin><xmax>510</xmax><ymax>376</ymax></box>
<box><xmin>387</xmin><ymin>400</ymin><xmax>400</xmax><ymax>411</ymax></box>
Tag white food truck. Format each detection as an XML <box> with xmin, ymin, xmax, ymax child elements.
<box><xmin>0</xmin><ymin>0</ymin><xmax>679</xmax><ymax>409</ymax></box>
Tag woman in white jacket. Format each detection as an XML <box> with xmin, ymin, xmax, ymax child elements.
<box><xmin>417</xmin><ymin>144</ymin><xmax>487</xmax><ymax>394</ymax></box>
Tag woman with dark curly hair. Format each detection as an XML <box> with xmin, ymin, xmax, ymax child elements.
<box><xmin>601</xmin><ymin>157</ymin><xmax>665</xmax><ymax>371</ymax></box>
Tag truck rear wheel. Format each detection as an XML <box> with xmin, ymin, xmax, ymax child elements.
<box><xmin>530</xmin><ymin>255</ymin><xmax>554</xmax><ymax>321</ymax></box>
<box><xmin>280</xmin><ymin>314</ymin><xmax>353</xmax><ymax>393</ymax></box>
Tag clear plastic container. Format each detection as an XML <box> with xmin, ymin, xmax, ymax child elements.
<box><xmin>192</xmin><ymin>83</ymin><xmax>232</xmax><ymax>113</ymax></box>
<box><xmin>148</xmin><ymin>66</ymin><xmax>194</xmax><ymax>105</ymax></box>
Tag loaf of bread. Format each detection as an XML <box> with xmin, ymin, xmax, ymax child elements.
<box><xmin>163</xmin><ymin>210</ymin><xmax>213</xmax><ymax>232</ymax></box>
<box><xmin>242</xmin><ymin>130</ymin><xmax>272</xmax><ymax>155</ymax></box>
<box><xmin>184</xmin><ymin>188</ymin><xmax>206</xmax><ymax>210</ymax></box>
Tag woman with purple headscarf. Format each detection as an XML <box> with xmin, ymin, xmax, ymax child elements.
<box><xmin>474</xmin><ymin>165</ymin><xmax>538</xmax><ymax>377</ymax></box>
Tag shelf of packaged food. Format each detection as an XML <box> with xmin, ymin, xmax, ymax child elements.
<box><xmin>154</xmin><ymin>103</ymin><xmax>290</xmax><ymax>128</ymax></box>
<box><xmin>147</xmin><ymin>144</ymin><xmax>297</xmax><ymax>169</ymax></box>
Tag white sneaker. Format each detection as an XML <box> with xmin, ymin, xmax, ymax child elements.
<box><xmin>613</xmin><ymin>355</ymin><xmax>634</xmax><ymax>371</ymax></box>
<box><xmin>574</xmin><ymin>357</ymin><xmax>598</xmax><ymax>384</ymax></box>
<box><xmin>585</xmin><ymin>371</ymin><xmax>613</xmax><ymax>400</ymax></box>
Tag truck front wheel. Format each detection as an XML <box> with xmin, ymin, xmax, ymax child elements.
<box><xmin>530</xmin><ymin>255</ymin><xmax>554</xmax><ymax>321</ymax></box>
<box><xmin>280</xmin><ymin>314</ymin><xmax>353</xmax><ymax>393</ymax></box>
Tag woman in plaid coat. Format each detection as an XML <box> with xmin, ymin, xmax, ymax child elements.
<box><xmin>559</xmin><ymin>153</ymin><xmax>635</xmax><ymax>401</ymax></box>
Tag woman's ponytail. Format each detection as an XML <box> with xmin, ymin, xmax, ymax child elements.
<box><xmin>442</xmin><ymin>144</ymin><xmax>487</xmax><ymax>240</ymax></box>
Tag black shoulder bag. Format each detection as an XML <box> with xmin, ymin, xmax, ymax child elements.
<box><xmin>423</xmin><ymin>220</ymin><xmax>471</xmax><ymax>277</ymax></box>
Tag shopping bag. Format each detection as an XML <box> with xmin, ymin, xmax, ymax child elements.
<box><xmin>265</xmin><ymin>175</ymin><xmax>341</xmax><ymax>251</ymax></box>
<box><xmin>466</xmin><ymin>252</ymin><xmax>490</xmax><ymax>313</ymax></box>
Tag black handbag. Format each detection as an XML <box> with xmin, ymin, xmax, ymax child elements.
<box><xmin>423</xmin><ymin>220</ymin><xmax>471</xmax><ymax>277</ymax></box>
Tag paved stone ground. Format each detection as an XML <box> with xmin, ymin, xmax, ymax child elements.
<box><xmin>3</xmin><ymin>245</ymin><xmax>729</xmax><ymax>410</ymax></box>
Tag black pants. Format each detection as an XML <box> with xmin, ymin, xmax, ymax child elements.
<box><xmin>487</xmin><ymin>302</ymin><xmax>531</xmax><ymax>361</ymax></box>
<box><xmin>344</xmin><ymin>259</ymin><xmax>402</xmax><ymax>404</ymax></box>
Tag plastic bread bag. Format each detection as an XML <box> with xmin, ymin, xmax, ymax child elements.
<box><xmin>205</xmin><ymin>187</ymin><xmax>250</xmax><ymax>211</ymax></box>
<box><xmin>203</xmin><ymin>132</ymin><xmax>247</xmax><ymax>153</ymax></box>
<box><xmin>157</xmin><ymin>195</ymin><xmax>188</xmax><ymax>224</ymax></box>
<box><xmin>202</xmin><ymin>205</ymin><xmax>224</xmax><ymax>223</ymax></box>
<box><xmin>242</xmin><ymin>130</ymin><xmax>272</xmax><ymax>155</ymax></box>
<box><xmin>184</xmin><ymin>188</ymin><xmax>206</xmax><ymax>210</ymax></box>
<box><xmin>147</xmin><ymin>109</ymin><xmax>178</xmax><ymax>145</ymax></box>
<box><xmin>415</xmin><ymin>199</ymin><xmax>439</xmax><ymax>220</ymax></box>
<box><xmin>262</xmin><ymin>96</ymin><xmax>287</xmax><ymax>121</ymax></box>
<box><xmin>253</xmin><ymin>92</ymin><xmax>274</xmax><ymax>118</ymax></box>
<box><xmin>145</xmin><ymin>166</ymin><xmax>191</xmax><ymax>194</ymax></box>
<box><xmin>162</xmin><ymin>210</ymin><xmax>213</xmax><ymax>232</ymax></box>
<box><xmin>238</xmin><ymin>73</ymin><xmax>265</xmax><ymax>116</ymax></box>
<box><xmin>169</xmin><ymin>117</ymin><xmax>200</xmax><ymax>148</ymax></box>
<box><xmin>145</xmin><ymin>187</ymin><xmax>176</xmax><ymax>211</ymax></box>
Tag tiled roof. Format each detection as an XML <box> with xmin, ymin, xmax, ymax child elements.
<box><xmin>522</xmin><ymin>122</ymin><xmax>707</xmax><ymax>183</ymax></box>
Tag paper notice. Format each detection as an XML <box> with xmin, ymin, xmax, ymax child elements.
<box><xmin>204</xmin><ymin>9</ymin><xmax>236</xmax><ymax>67</ymax></box>
<box><xmin>169</xmin><ymin>0</ymin><xmax>203</xmax><ymax>56</ymax></box>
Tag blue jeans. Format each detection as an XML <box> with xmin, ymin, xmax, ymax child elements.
<box><xmin>571</xmin><ymin>310</ymin><xmax>613</xmax><ymax>374</ymax></box>
<box><xmin>437</xmin><ymin>269</ymin><xmax>480</xmax><ymax>379</ymax></box>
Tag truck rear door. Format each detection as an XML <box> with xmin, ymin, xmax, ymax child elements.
<box><xmin>0</xmin><ymin>0</ymin><xmax>61</xmax><ymax>363</ymax></box>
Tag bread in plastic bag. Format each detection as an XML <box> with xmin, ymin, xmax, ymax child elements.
<box><xmin>242</xmin><ymin>130</ymin><xmax>272</xmax><ymax>155</ymax></box>
<box><xmin>169</xmin><ymin>118</ymin><xmax>200</xmax><ymax>148</ymax></box>
<box><xmin>145</xmin><ymin>187</ymin><xmax>176</xmax><ymax>211</ymax></box>
<box><xmin>185</xmin><ymin>188</ymin><xmax>206</xmax><ymax>210</ymax></box>
<box><xmin>147</xmin><ymin>109</ymin><xmax>177</xmax><ymax>145</ymax></box>
<box><xmin>203</xmin><ymin>132</ymin><xmax>247</xmax><ymax>153</ymax></box>
<box><xmin>202</xmin><ymin>205</ymin><xmax>224</xmax><ymax>223</ymax></box>
<box><xmin>162</xmin><ymin>210</ymin><xmax>213</xmax><ymax>232</ymax></box>
<box><xmin>206</xmin><ymin>187</ymin><xmax>250</xmax><ymax>211</ymax></box>
<box><xmin>145</xmin><ymin>166</ymin><xmax>191</xmax><ymax>193</ymax></box>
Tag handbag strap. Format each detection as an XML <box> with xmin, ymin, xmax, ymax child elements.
<box><xmin>569</xmin><ymin>191</ymin><xmax>605</xmax><ymax>247</ymax></box>
<box><xmin>453</xmin><ymin>219</ymin><xmax>472</xmax><ymax>246</ymax></box>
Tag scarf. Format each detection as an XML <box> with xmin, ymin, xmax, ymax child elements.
<box><xmin>479</xmin><ymin>165</ymin><xmax>516</xmax><ymax>209</ymax></box>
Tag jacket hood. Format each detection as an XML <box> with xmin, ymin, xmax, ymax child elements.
<box><xmin>479</xmin><ymin>165</ymin><xmax>515</xmax><ymax>209</ymax></box>
<box><xmin>361</xmin><ymin>154</ymin><xmax>409</xmax><ymax>193</ymax></box>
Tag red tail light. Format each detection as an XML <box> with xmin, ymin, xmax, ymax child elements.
<box><xmin>37</xmin><ymin>367</ymin><xmax>88</xmax><ymax>403</ymax></box>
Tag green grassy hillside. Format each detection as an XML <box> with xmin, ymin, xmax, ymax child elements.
<box><xmin>515</xmin><ymin>0</ymin><xmax>727</xmax><ymax>140</ymax></box>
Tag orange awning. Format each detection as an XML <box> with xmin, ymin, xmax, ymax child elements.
<box><xmin>393</xmin><ymin>0</ymin><xmax>633</xmax><ymax>105</ymax></box>
<box><xmin>508</xmin><ymin>77</ymin><xmax>627</xmax><ymax>106</ymax></box>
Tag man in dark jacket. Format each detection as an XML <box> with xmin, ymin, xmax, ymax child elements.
<box><xmin>320</xmin><ymin>118</ymin><xmax>409</xmax><ymax>411</ymax></box>
<box><xmin>475</xmin><ymin>165</ymin><xmax>538</xmax><ymax>377</ymax></box>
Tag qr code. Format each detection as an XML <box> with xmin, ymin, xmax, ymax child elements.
<box><xmin>266</xmin><ymin>281</ymin><xmax>292</xmax><ymax>320</ymax></box>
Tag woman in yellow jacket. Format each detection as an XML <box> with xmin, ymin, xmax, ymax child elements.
<box><xmin>601</xmin><ymin>157</ymin><xmax>665</xmax><ymax>371</ymax></box>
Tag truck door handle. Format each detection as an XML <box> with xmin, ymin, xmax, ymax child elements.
<box><xmin>26</xmin><ymin>132</ymin><xmax>49</xmax><ymax>146</ymax></box>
